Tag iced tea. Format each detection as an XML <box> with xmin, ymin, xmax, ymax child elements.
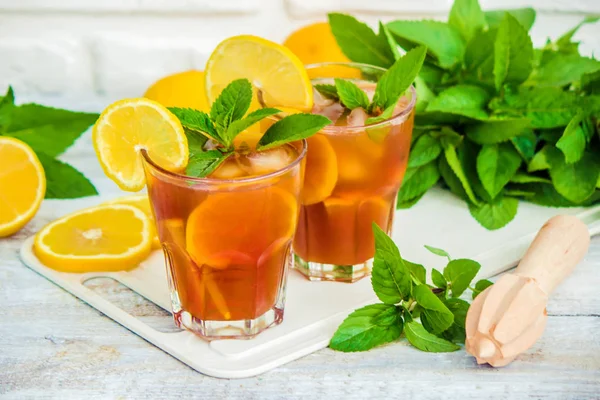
<box><xmin>143</xmin><ymin>142</ymin><xmax>304</xmax><ymax>339</ymax></box>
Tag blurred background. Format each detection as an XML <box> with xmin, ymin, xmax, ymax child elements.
<box><xmin>0</xmin><ymin>0</ymin><xmax>598</xmax><ymax>111</ymax></box>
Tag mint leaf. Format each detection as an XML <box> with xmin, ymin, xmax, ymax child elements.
<box><xmin>553</xmin><ymin>16</ymin><xmax>599</xmax><ymax>54</ymax></box>
<box><xmin>493</xmin><ymin>13</ymin><xmax>534</xmax><ymax>90</ymax></box>
<box><xmin>472</xmin><ymin>279</ymin><xmax>493</xmax><ymax>299</ymax></box>
<box><xmin>511</xmin><ymin>129</ymin><xmax>538</xmax><ymax>161</ymax></box>
<box><xmin>485</xmin><ymin>8</ymin><xmax>536</xmax><ymax>31</ymax></box>
<box><xmin>3</xmin><ymin>104</ymin><xmax>98</xmax><ymax>158</ymax></box>
<box><xmin>468</xmin><ymin>195</ymin><xmax>518</xmax><ymax>230</ymax></box>
<box><xmin>477</xmin><ymin>143</ymin><xmax>522</xmax><ymax>198</ymax></box>
<box><xmin>414</xmin><ymin>76</ymin><xmax>436</xmax><ymax>112</ymax></box>
<box><xmin>379</xmin><ymin>22</ymin><xmax>402</xmax><ymax>61</ymax></box>
<box><xmin>424</xmin><ymin>245</ymin><xmax>451</xmax><ymax>261</ymax></box>
<box><xmin>526</xmin><ymin>182</ymin><xmax>598</xmax><ymax>207</ymax></box>
<box><xmin>396</xmin><ymin>161</ymin><xmax>440</xmax><ymax>204</ymax></box>
<box><xmin>365</xmin><ymin>103</ymin><xmax>396</xmax><ymax>126</ymax></box>
<box><xmin>224</xmin><ymin>108</ymin><xmax>281</xmax><ymax>145</ymax></box>
<box><xmin>408</xmin><ymin>133</ymin><xmax>442</xmax><ymax>168</ymax></box>
<box><xmin>256</xmin><ymin>114</ymin><xmax>330</xmax><ymax>151</ymax></box>
<box><xmin>371</xmin><ymin>223</ymin><xmax>412</xmax><ymax>303</ymax></box>
<box><xmin>431</xmin><ymin>269</ymin><xmax>447</xmax><ymax>289</ymax></box>
<box><xmin>510</xmin><ymin>172</ymin><xmax>551</xmax><ymax>184</ymax></box>
<box><xmin>386</xmin><ymin>20</ymin><xmax>465</xmax><ymax>69</ymax></box>
<box><xmin>529</xmin><ymin>54</ymin><xmax>600</xmax><ymax>87</ymax></box>
<box><xmin>443</xmin><ymin>143</ymin><xmax>480</xmax><ymax>205</ymax></box>
<box><xmin>334</xmin><ymin>78</ymin><xmax>369</xmax><ymax>110</ymax></box>
<box><xmin>186</xmin><ymin>150</ymin><xmax>231</xmax><ymax>178</ymax></box>
<box><xmin>549</xmin><ymin>151</ymin><xmax>599</xmax><ymax>203</ymax></box>
<box><xmin>37</xmin><ymin>154</ymin><xmax>97</xmax><ymax>199</ymax></box>
<box><xmin>0</xmin><ymin>86</ymin><xmax>15</xmax><ymax>130</ymax></box>
<box><xmin>169</xmin><ymin>107</ymin><xmax>221</xmax><ymax>145</ymax></box>
<box><xmin>581</xmin><ymin>70</ymin><xmax>600</xmax><ymax>94</ymax></box>
<box><xmin>443</xmin><ymin>259</ymin><xmax>481</xmax><ymax>297</ymax></box>
<box><xmin>466</xmin><ymin>118</ymin><xmax>530</xmax><ymax>144</ymax></box>
<box><xmin>414</xmin><ymin>284</ymin><xmax>454</xmax><ymax>334</ymax></box>
<box><xmin>528</xmin><ymin>145</ymin><xmax>555</xmax><ymax>172</ymax></box>
<box><xmin>406</xmin><ymin>260</ymin><xmax>426</xmax><ymax>285</ymax></box>
<box><xmin>556</xmin><ymin>111</ymin><xmax>587</xmax><ymax>164</ymax></box>
<box><xmin>397</xmin><ymin>193</ymin><xmax>425</xmax><ymax>209</ymax></box>
<box><xmin>441</xmin><ymin>298</ymin><xmax>470</xmax><ymax>344</ymax></box>
<box><xmin>404</xmin><ymin>321</ymin><xmax>460</xmax><ymax>352</ymax></box>
<box><xmin>426</xmin><ymin>84</ymin><xmax>490</xmax><ymax>120</ymax></box>
<box><xmin>314</xmin><ymin>84</ymin><xmax>339</xmax><ymax>100</ymax></box>
<box><xmin>329</xmin><ymin>304</ymin><xmax>403</xmax><ymax>352</ymax></box>
<box><xmin>464</xmin><ymin>29</ymin><xmax>497</xmax><ymax>84</ymax></box>
<box><xmin>372</xmin><ymin>46</ymin><xmax>427</xmax><ymax>111</ymax></box>
<box><xmin>448</xmin><ymin>0</ymin><xmax>486</xmax><ymax>43</ymax></box>
<box><xmin>328</xmin><ymin>13</ymin><xmax>394</xmax><ymax>68</ymax></box>
<box><xmin>209</xmin><ymin>79</ymin><xmax>252</xmax><ymax>133</ymax></box>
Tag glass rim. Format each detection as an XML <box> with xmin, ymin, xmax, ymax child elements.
<box><xmin>141</xmin><ymin>138</ymin><xmax>307</xmax><ymax>185</ymax></box>
<box><xmin>304</xmin><ymin>61</ymin><xmax>417</xmax><ymax>135</ymax></box>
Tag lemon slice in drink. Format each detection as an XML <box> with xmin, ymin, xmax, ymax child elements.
<box><xmin>205</xmin><ymin>35</ymin><xmax>313</xmax><ymax>112</ymax></box>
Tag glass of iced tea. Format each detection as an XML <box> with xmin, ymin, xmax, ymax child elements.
<box><xmin>293</xmin><ymin>62</ymin><xmax>416</xmax><ymax>282</ymax></box>
<box><xmin>142</xmin><ymin>141</ymin><xmax>305</xmax><ymax>339</ymax></box>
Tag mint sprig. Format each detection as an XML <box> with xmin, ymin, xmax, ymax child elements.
<box><xmin>329</xmin><ymin>0</ymin><xmax>600</xmax><ymax>230</ymax></box>
<box><xmin>169</xmin><ymin>79</ymin><xmax>331</xmax><ymax>178</ymax></box>
<box><xmin>0</xmin><ymin>86</ymin><xmax>98</xmax><ymax>199</ymax></box>
<box><xmin>329</xmin><ymin>224</ymin><xmax>490</xmax><ymax>353</ymax></box>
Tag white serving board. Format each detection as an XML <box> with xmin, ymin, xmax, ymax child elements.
<box><xmin>19</xmin><ymin>188</ymin><xmax>600</xmax><ymax>379</ymax></box>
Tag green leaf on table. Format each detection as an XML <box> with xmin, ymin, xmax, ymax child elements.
<box><xmin>431</xmin><ymin>268</ymin><xmax>447</xmax><ymax>289</ymax></box>
<box><xmin>441</xmin><ymin>298</ymin><xmax>470</xmax><ymax>343</ymax></box>
<box><xmin>448</xmin><ymin>0</ymin><xmax>486</xmax><ymax>43</ymax></box>
<box><xmin>37</xmin><ymin>154</ymin><xmax>97</xmax><ymax>199</ymax></box>
<box><xmin>524</xmin><ymin>182</ymin><xmax>597</xmax><ymax>207</ymax></box>
<box><xmin>397</xmin><ymin>192</ymin><xmax>425</xmax><ymax>209</ymax></box>
<box><xmin>404</xmin><ymin>321</ymin><xmax>460</xmax><ymax>352</ymax></box>
<box><xmin>511</xmin><ymin>129</ymin><xmax>538</xmax><ymax>161</ymax></box>
<box><xmin>371</xmin><ymin>224</ymin><xmax>412</xmax><ymax>303</ymax></box>
<box><xmin>426</xmin><ymin>84</ymin><xmax>490</xmax><ymax>120</ymax></box>
<box><xmin>256</xmin><ymin>114</ymin><xmax>331</xmax><ymax>151</ymax></box>
<box><xmin>443</xmin><ymin>258</ymin><xmax>481</xmax><ymax>297</ymax></box>
<box><xmin>464</xmin><ymin>29</ymin><xmax>497</xmax><ymax>84</ymax></box>
<box><xmin>386</xmin><ymin>20</ymin><xmax>465</xmax><ymax>69</ymax></box>
<box><xmin>334</xmin><ymin>78</ymin><xmax>370</xmax><ymax>110</ymax></box>
<box><xmin>397</xmin><ymin>161</ymin><xmax>440</xmax><ymax>204</ymax></box>
<box><xmin>413</xmin><ymin>284</ymin><xmax>454</xmax><ymax>333</ymax></box>
<box><xmin>186</xmin><ymin>150</ymin><xmax>232</xmax><ymax>178</ymax></box>
<box><xmin>328</xmin><ymin>13</ymin><xmax>395</xmax><ymax>68</ymax></box>
<box><xmin>485</xmin><ymin>8</ymin><xmax>536</xmax><ymax>31</ymax></box>
<box><xmin>466</xmin><ymin>118</ymin><xmax>530</xmax><ymax>144</ymax></box>
<box><xmin>169</xmin><ymin>107</ymin><xmax>221</xmax><ymax>144</ymax></box>
<box><xmin>314</xmin><ymin>84</ymin><xmax>339</xmax><ymax>101</ymax></box>
<box><xmin>472</xmin><ymin>279</ymin><xmax>493</xmax><ymax>299</ymax></box>
<box><xmin>438</xmin><ymin>151</ymin><xmax>468</xmax><ymax>201</ymax></box>
<box><xmin>209</xmin><ymin>79</ymin><xmax>252</xmax><ymax>133</ymax></box>
<box><xmin>477</xmin><ymin>142</ymin><xmax>522</xmax><ymax>198</ymax></box>
<box><xmin>408</xmin><ymin>132</ymin><xmax>442</xmax><ymax>168</ymax></box>
<box><xmin>443</xmin><ymin>143</ymin><xmax>480</xmax><ymax>205</ymax></box>
<box><xmin>424</xmin><ymin>245</ymin><xmax>451</xmax><ymax>261</ymax></box>
<box><xmin>469</xmin><ymin>195</ymin><xmax>519</xmax><ymax>230</ymax></box>
<box><xmin>371</xmin><ymin>46</ymin><xmax>427</xmax><ymax>111</ymax></box>
<box><xmin>556</xmin><ymin>111</ymin><xmax>587</xmax><ymax>164</ymax></box>
<box><xmin>548</xmin><ymin>151</ymin><xmax>599</xmax><ymax>203</ymax></box>
<box><xmin>329</xmin><ymin>304</ymin><xmax>403</xmax><ymax>352</ymax></box>
<box><xmin>2</xmin><ymin>104</ymin><xmax>98</xmax><ymax>158</ymax></box>
<box><xmin>493</xmin><ymin>13</ymin><xmax>534</xmax><ymax>90</ymax></box>
<box><xmin>225</xmin><ymin>108</ymin><xmax>281</xmax><ymax>145</ymax></box>
<box><xmin>528</xmin><ymin>54</ymin><xmax>600</xmax><ymax>87</ymax></box>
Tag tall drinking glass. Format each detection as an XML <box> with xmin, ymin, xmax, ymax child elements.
<box><xmin>142</xmin><ymin>141</ymin><xmax>305</xmax><ymax>339</ymax></box>
<box><xmin>294</xmin><ymin>63</ymin><xmax>416</xmax><ymax>282</ymax></box>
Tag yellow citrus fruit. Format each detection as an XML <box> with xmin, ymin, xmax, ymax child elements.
<box><xmin>143</xmin><ymin>70</ymin><xmax>209</xmax><ymax>111</ymax></box>
<box><xmin>102</xmin><ymin>194</ymin><xmax>160</xmax><ymax>249</ymax></box>
<box><xmin>93</xmin><ymin>98</ymin><xmax>188</xmax><ymax>192</ymax></box>
<box><xmin>0</xmin><ymin>137</ymin><xmax>46</xmax><ymax>237</ymax></box>
<box><xmin>283</xmin><ymin>22</ymin><xmax>361</xmax><ymax>79</ymax></box>
<box><xmin>301</xmin><ymin>135</ymin><xmax>338</xmax><ymax>205</ymax></box>
<box><xmin>33</xmin><ymin>204</ymin><xmax>153</xmax><ymax>272</ymax></box>
<box><xmin>205</xmin><ymin>35</ymin><xmax>313</xmax><ymax>112</ymax></box>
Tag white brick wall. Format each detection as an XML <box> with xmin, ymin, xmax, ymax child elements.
<box><xmin>0</xmin><ymin>0</ymin><xmax>598</xmax><ymax>110</ymax></box>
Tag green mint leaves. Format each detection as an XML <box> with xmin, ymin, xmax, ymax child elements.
<box><xmin>330</xmin><ymin>224</ymin><xmax>490</xmax><ymax>353</ymax></box>
<box><xmin>329</xmin><ymin>0</ymin><xmax>600</xmax><ymax>230</ymax></box>
<box><xmin>0</xmin><ymin>86</ymin><xmax>98</xmax><ymax>199</ymax></box>
<box><xmin>334</xmin><ymin>78</ymin><xmax>370</xmax><ymax>110</ymax></box>
<box><xmin>169</xmin><ymin>78</ymin><xmax>331</xmax><ymax>177</ymax></box>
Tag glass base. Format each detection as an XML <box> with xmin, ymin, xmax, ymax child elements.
<box><xmin>294</xmin><ymin>254</ymin><xmax>373</xmax><ymax>283</ymax></box>
<box><xmin>173</xmin><ymin>307</ymin><xmax>284</xmax><ymax>340</ymax></box>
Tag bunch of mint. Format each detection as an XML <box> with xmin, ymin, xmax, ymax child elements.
<box><xmin>169</xmin><ymin>79</ymin><xmax>330</xmax><ymax>177</ymax></box>
<box><xmin>315</xmin><ymin>45</ymin><xmax>426</xmax><ymax>125</ymax></box>
<box><xmin>329</xmin><ymin>0</ymin><xmax>600</xmax><ymax>230</ymax></box>
<box><xmin>0</xmin><ymin>87</ymin><xmax>98</xmax><ymax>199</ymax></box>
<box><xmin>330</xmin><ymin>224</ymin><xmax>492</xmax><ymax>353</ymax></box>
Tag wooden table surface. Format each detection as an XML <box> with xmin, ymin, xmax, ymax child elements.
<box><xmin>1</xmin><ymin>134</ymin><xmax>599</xmax><ymax>399</ymax></box>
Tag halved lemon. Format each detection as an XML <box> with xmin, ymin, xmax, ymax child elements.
<box><xmin>102</xmin><ymin>194</ymin><xmax>160</xmax><ymax>249</ymax></box>
<box><xmin>93</xmin><ymin>98</ymin><xmax>188</xmax><ymax>192</ymax></box>
<box><xmin>0</xmin><ymin>137</ymin><xmax>46</xmax><ymax>237</ymax></box>
<box><xmin>301</xmin><ymin>135</ymin><xmax>338</xmax><ymax>205</ymax></box>
<box><xmin>205</xmin><ymin>35</ymin><xmax>313</xmax><ymax>112</ymax></box>
<box><xmin>33</xmin><ymin>204</ymin><xmax>152</xmax><ymax>272</ymax></box>
<box><xmin>144</xmin><ymin>70</ymin><xmax>209</xmax><ymax>111</ymax></box>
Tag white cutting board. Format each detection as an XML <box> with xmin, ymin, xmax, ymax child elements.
<box><xmin>19</xmin><ymin>188</ymin><xmax>600</xmax><ymax>379</ymax></box>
